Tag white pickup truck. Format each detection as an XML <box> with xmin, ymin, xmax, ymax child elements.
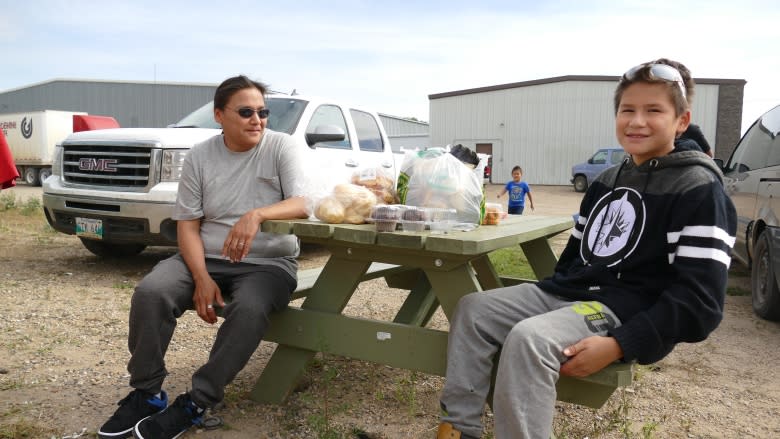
<box><xmin>42</xmin><ymin>94</ymin><xmax>399</xmax><ymax>257</ymax></box>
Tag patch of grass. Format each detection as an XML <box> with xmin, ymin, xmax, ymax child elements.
<box><xmin>488</xmin><ymin>247</ymin><xmax>535</xmax><ymax>279</ymax></box>
<box><xmin>0</xmin><ymin>192</ymin><xmax>16</xmax><ymax>211</ymax></box>
<box><xmin>19</xmin><ymin>198</ymin><xmax>42</xmax><ymax>216</ymax></box>
<box><xmin>298</xmin><ymin>348</ymin><xmax>357</xmax><ymax>438</ymax></box>
<box><xmin>554</xmin><ymin>369</ymin><xmax>667</xmax><ymax>439</ymax></box>
<box><xmin>393</xmin><ymin>371</ymin><xmax>419</xmax><ymax>416</ymax></box>
<box><xmin>633</xmin><ymin>363</ymin><xmax>660</xmax><ymax>381</ymax></box>
<box><xmin>113</xmin><ymin>280</ymin><xmax>135</xmax><ymax>290</ymax></box>
<box><xmin>0</xmin><ymin>418</ymin><xmax>57</xmax><ymax>439</ymax></box>
<box><xmin>727</xmin><ymin>286</ymin><xmax>751</xmax><ymax>296</ymax></box>
<box><xmin>0</xmin><ymin>378</ymin><xmax>24</xmax><ymax>391</ymax></box>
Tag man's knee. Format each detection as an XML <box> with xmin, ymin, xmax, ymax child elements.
<box><xmin>132</xmin><ymin>262</ymin><xmax>191</xmax><ymax>310</ymax></box>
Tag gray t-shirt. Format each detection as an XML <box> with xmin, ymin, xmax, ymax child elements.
<box><xmin>173</xmin><ymin>130</ymin><xmax>305</xmax><ymax>278</ymax></box>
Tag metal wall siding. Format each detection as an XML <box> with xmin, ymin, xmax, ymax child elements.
<box><xmin>432</xmin><ymin>81</ymin><xmax>619</xmax><ymax>185</ymax></box>
<box><xmin>0</xmin><ymin>80</ymin><xmax>216</xmax><ymax>128</ymax></box>
<box><xmin>379</xmin><ymin>115</ymin><xmax>430</xmax><ymax>137</ymax></box>
<box><xmin>689</xmin><ymin>85</ymin><xmax>719</xmax><ymax>150</ymax></box>
<box><xmin>431</xmin><ymin>80</ymin><xmax>727</xmax><ymax>185</ymax></box>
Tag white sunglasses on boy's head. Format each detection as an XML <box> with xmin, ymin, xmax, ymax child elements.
<box><xmin>622</xmin><ymin>63</ymin><xmax>687</xmax><ymax>100</ymax></box>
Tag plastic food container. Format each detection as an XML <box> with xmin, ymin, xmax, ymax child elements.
<box><xmin>427</xmin><ymin>208</ymin><xmax>457</xmax><ymax>234</ymax></box>
<box><xmin>369</xmin><ymin>205</ymin><xmax>403</xmax><ymax>232</ymax></box>
<box><xmin>482</xmin><ymin>202</ymin><xmax>505</xmax><ymax>225</ymax></box>
<box><xmin>399</xmin><ymin>206</ymin><xmax>428</xmax><ymax>232</ymax></box>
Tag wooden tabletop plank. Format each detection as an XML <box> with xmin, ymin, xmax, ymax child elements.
<box><xmin>332</xmin><ymin>224</ymin><xmax>379</xmax><ymax>244</ymax></box>
<box><xmin>291</xmin><ymin>221</ymin><xmax>335</xmax><ymax>238</ymax></box>
<box><xmin>424</xmin><ymin>216</ymin><xmax>573</xmax><ymax>254</ymax></box>
<box><xmin>263</xmin><ymin>215</ymin><xmax>572</xmax><ymax>255</ymax></box>
<box><xmin>376</xmin><ymin>230</ymin><xmax>427</xmax><ymax>249</ymax></box>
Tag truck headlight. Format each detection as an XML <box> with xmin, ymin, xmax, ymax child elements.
<box><xmin>161</xmin><ymin>150</ymin><xmax>188</xmax><ymax>182</ymax></box>
<box><xmin>52</xmin><ymin>146</ymin><xmax>63</xmax><ymax>177</ymax></box>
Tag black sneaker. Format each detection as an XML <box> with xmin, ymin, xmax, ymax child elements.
<box><xmin>133</xmin><ymin>392</ymin><xmax>204</xmax><ymax>439</ymax></box>
<box><xmin>98</xmin><ymin>390</ymin><xmax>168</xmax><ymax>439</ymax></box>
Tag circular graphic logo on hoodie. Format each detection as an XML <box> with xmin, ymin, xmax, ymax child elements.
<box><xmin>580</xmin><ymin>187</ymin><xmax>645</xmax><ymax>266</ymax></box>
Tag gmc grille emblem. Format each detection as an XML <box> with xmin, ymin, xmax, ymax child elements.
<box><xmin>79</xmin><ymin>158</ymin><xmax>119</xmax><ymax>172</ymax></box>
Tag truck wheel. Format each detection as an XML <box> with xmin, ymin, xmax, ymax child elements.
<box><xmin>38</xmin><ymin>167</ymin><xmax>52</xmax><ymax>184</ymax></box>
<box><xmin>79</xmin><ymin>238</ymin><xmax>147</xmax><ymax>258</ymax></box>
<box><xmin>751</xmin><ymin>231</ymin><xmax>780</xmax><ymax>321</ymax></box>
<box><xmin>573</xmin><ymin>175</ymin><xmax>588</xmax><ymax>193</ymax></box>
<box><xmin>24</xmin><ymin>167</ymin><xmax>41</xmax><ymax>186</ymax></box>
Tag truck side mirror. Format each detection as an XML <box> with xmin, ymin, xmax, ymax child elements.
<box><xmin>305</xmin><ymin>125</ymin><xmax>346</xmax><ymax>148</ymax></box>
<box><xmin>713</xmin><ymin>158</ymin><xmax>724</xmax><ymax>169</ymax></box>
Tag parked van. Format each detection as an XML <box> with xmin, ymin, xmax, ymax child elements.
<box><xmin>720</xmin><ymin>104</ymin><xmax>780</xmax><ymax>321</ymax></box>
<box><xmin>570</xmin><ymin>148</ymin><xmax>627</xmax><ymax>192</ymax></box>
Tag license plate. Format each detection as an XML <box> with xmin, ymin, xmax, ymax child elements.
<box><xmin>76</xmin><ymin>217</ymin><xmax>103</xmax><ymax>239</ymax></box>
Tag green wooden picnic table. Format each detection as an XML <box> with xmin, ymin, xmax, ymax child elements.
<box><xmin>253</xmin><ymin>214</ymin><xmax>632</xmax><ymax>409</ymax></box>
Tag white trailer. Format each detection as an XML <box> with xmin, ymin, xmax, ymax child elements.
<box><xmin>0</xmin><ymin>110</ymin><xmax>86</xmax><ymax>186</ymax></box>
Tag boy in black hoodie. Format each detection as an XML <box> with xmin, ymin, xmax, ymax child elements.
<box><xmin>436</xmin><ymin>59</ymin><xmax>737</xmax><ymax>439</ymax></box>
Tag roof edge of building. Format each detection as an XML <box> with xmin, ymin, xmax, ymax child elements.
<box><xmin>1</xmin><ymin>77</ymin><xmax>219</xmax><ymax>94</ymax></box>
<box><xmin>378</xmin><ymin>113</ymin><xmax>430</xmax><ymax>125</ymax></box>
<box><xmin>428</xmin><ymin>75</ymin><xmax>746</xmax><ymax>100</ymax></box>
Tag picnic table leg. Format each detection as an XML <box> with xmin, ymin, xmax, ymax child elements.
<box><xmin>519</xmin><ymin>237</ymin><xmax>559</xmax><ymax>280</ymax></box>
<box><xmin>423</xmin><ymin>265</ymin><xmax>481</xmax><ymax>320</ymax></box>
<box><xmin>249</xmin><ymin>257</ymin><xmax>372</xmax><ymax>404</ymax></box>
<box><xmin>392</xmin><ymin>273</ymin><xmax>439</xmax><ymax>327</ymax></box>
<box><xmin>470</xmin><ymin>254</ymin><xmax>503</xmax><ymax>290</ymax></box>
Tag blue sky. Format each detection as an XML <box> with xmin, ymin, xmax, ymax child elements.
<box><xmin>2</xmin><ymin>0</ymin><xmax>779</xmax><ymax>133</ymax></box>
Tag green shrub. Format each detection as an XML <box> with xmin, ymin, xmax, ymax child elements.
<box><xmin>0</xmin><ymin>192</ymin><xmax>16</xmax><ymax>211</ymax></box>
<box><xmin>19</xmin><ymin>198</ymin><xmax>42</xmax><ymax>216</ymax></box>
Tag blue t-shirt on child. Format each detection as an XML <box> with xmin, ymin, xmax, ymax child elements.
<box><xmin>505</xmin><ymin>181</ymin><xmax>530</xmax><ymax>208</ymax></box>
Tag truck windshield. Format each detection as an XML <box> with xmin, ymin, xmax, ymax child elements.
<box><xmin>172</xmin><ymin>97</ymin><xmax>308</xmax><ymax>135</ymax></box>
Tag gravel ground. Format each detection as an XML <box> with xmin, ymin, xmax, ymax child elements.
<box><xmin>1</xmin><ymin>184</ymin><xmax>779</xmax><ymax>438</ymax></box>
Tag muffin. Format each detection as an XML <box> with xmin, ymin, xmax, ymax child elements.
<box><xmin>371</xmin><ymin>205</ymin><xmax>401</xmax><ymax>232</ymax></box>
<box><xmin>401</xmin><ymin>206</ymin><xmax>426</xmax><ymax>232</ymax></box>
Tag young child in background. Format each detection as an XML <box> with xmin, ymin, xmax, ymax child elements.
<box><xmin>497</xmin><ymin>166</ymin><xmax>534</xmax><ymax>214</ymax></box>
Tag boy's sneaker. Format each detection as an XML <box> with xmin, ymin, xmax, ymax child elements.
<box><xmin>98</xmin><ymin>390</ymin><xmax>168</xmax><ymax>439</ymax></box>
<box><xmin>133</xmin><ymin>392</ymin><xmax>204</xmax><ymax>439</ymax></box>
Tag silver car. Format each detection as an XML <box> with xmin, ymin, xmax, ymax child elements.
<box><xmin>721</xmin><ymin>104</ymin><xmax>780</xmax><ymax>321</ymax></box>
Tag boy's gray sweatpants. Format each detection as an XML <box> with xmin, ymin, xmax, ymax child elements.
<box><xmin>126</xmin><ymin>254</ymin><xmax>295</xmax><ymax>408</ymax></box>
<box><xmin>440</xmin><ymin>283</ymin><xmax>621</xmax><ymax>439</ymax></box>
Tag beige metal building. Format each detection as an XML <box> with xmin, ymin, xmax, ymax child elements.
<box><xmin>429</xmin><ymin>75</ymin><xmax>745</xmax><ymax>185</ymax></box>
<box><xmin>378</xmin><ymin>113</ymin><xmax>430</xmax><ymax>152</ymax></box>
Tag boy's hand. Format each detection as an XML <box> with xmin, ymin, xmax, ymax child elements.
<box><xmin>559</xmin><ymin>336</ymin><xmax>623</xmax><ymax>377</ymax></box>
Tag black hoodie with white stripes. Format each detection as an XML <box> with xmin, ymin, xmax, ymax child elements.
<box><xmin>538</xmin><ymin>150</ymin><xmax>737</xmax><ymax>364</ymax></box>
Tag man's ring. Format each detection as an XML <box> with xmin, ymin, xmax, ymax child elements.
<box><xmin>237</xmin><ymin>242</ymin><xmax>244</xmax><ymax>248</ymax></box>
<box><xmin>207</xmin><ymin>304</ymin><xmax>213</xmax><ymax>309</ymax></box>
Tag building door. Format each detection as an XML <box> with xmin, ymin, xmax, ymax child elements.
<box><xmin>476</xmin><ymin>143</ymin><xmax>493</xmax><ymax>183</ymax></box>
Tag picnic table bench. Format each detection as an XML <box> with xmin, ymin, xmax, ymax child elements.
<box><xmin>249</xmin><ymin>215</ymin><xmax>632</xmax><ymax>410</ymax></box>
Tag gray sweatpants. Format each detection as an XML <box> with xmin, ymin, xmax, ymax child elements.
<box><xmin>440</xmin><ymin>283</ymin><xmax>621</xmax><ymax>439</ymax></box>
<box><xmin>126</xmin><ymin>254</ymin><xmax>295</xmax><ymax>408</ymax></box>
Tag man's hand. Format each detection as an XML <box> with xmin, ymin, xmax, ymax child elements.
<box><xmin>222</xmin><ymin>209</ymin><xmax>263</xmax><ymax>263</ymax></box>
<box><xmin>192</xmin><ymin>275</ymin><xmax>225</xmax><ymax>324</ymax></box>
<box><xmin>559</xmin><ymin>336</ymin><xmax>623</xmax><ymax>377</ymax></box>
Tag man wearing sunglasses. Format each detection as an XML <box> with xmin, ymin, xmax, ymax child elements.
<box><xmin>99</xmin><ymin>75</ymin><xmax>309</xmax><ymax>439</ymax></box>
